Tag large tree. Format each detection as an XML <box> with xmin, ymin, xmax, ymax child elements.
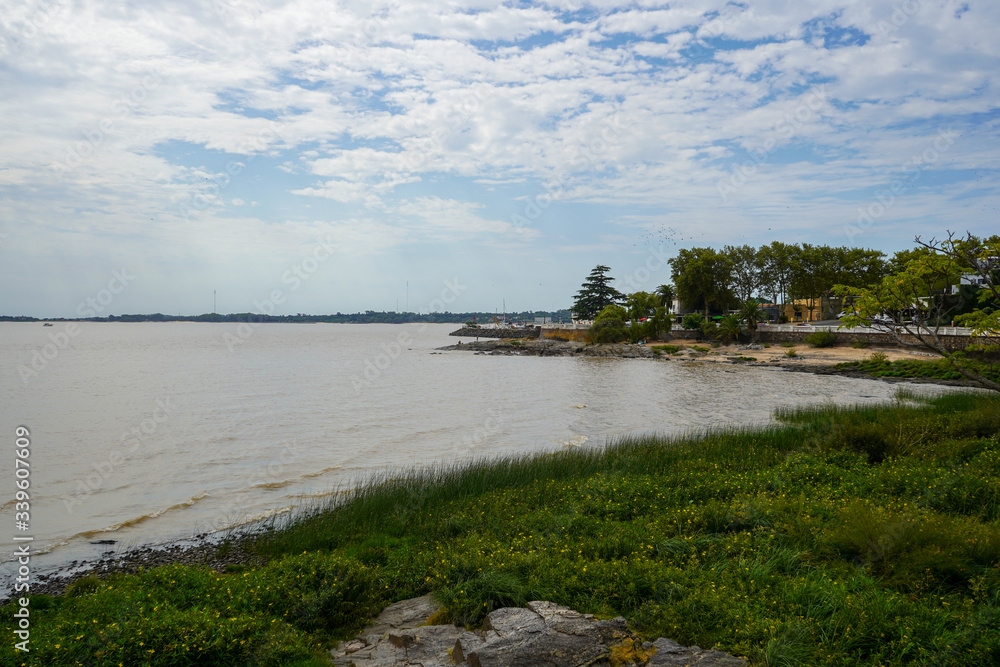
<box><xmin>571</xmin><ymin>265</ymin><xmax>624</xmax><ymax>320</ymax></box>
<box><xmin>655</xmin><ymin>284</ymin><xmax>675</xmax><ymax>311</ymax></box>
<box><xmin>625</xmin><ymin>291</ymin><xmax>658</xmax><ymax>322</ymax></box>
<box><xmin>670</xmin><ymin>247</ymin><xmax>735</xmax><ymax>316</ymax></box>
<box><xmin>834</xmin><ymin>232</ymin><xmax>1000</xmax><ymax>392</ymax></box>
<box><xmin>758</xmin><ymin>241</ymin><xmax>800</xmax><ymax>309</ymax></box>
<box><xmin>724</xmin><ymin>244</ymin><xmax>764</xmax><ymax>303</ymax></box>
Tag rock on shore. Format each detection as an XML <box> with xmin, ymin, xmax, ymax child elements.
<box><xmin>441</xmin><ymin>339</ymin><xmax>659</xmax><ymax>358</ymax></box>
<box><xmin>332</xmin><ymin>594</ymin><xmax>747</xmax><ymax>666</ymax></box>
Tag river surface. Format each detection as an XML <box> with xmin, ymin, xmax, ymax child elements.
<box><xmin>0</xmin><ymin>322</ymin><xmax>948</xmax><ymax>578</ymax></box>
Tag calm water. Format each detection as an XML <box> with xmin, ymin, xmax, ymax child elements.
<box><xmin>0</xmin><ymin>322</ymin><xmax>945</xmax><ymax>578</ymax></box>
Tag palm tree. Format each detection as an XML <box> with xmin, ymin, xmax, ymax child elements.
<box><xmin>717</xmin><ymin>314</ymin><xmax>743</xmax><ymax>344</ymax></box>
<box><xmin>655</xmin><ymin>284</ymin><xmax>675</xmax><ymax>311</ymax></box>
<box><xmin>738</xmin><ymin>299</ymin><xmax>766</xmax><ymax>342</ymax></box>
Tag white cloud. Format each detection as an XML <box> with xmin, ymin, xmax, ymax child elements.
<box><xmin>2</xmin><ymin>0</ymin><xmax>1000</xmax><ymax>315</ymax></box>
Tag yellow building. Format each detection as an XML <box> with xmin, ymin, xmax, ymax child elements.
<box><xmin>781</xmin><ymin>299</ymin><xmax>823</xmax><ymax>322</ymax></box>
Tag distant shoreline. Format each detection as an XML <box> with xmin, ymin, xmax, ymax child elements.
<box><xmin>1</xmin><ymin>311</ymin><xmax>570</xmax><ymax>325</ymax></box>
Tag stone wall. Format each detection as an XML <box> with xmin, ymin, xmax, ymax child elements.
<box><xmin>669</xmin><ymin>327</ymin><xmax>984</xmax><ymax>351</ymax></box>
<box><xmin>450</xmin><ymin>326</ymin><xmax>541</xmax><ymax>339</ymax></box>
<box><xmin>755</xmin><ymin>329</ymin><xmax>984</xmax><ymax>351</ymax></box>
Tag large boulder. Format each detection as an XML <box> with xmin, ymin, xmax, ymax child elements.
<box><xmin>331</xmin><ymin>597</ymin><xmax>748</xmax><ymax>667</ymax></box>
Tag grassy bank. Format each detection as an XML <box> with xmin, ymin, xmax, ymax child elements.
<box><xmin>5</xmin><ymin>392</ymin><xmax>1000</xmax><ymax>666</ymax></box>
<box><xmin>835</xmin><ymin>356</ymin><xmax>1000</xmax><ymax>385</ymax></box>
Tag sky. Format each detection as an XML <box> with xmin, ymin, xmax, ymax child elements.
<box><xmin>1</xmin><ymin>0</ymin><xmax>999</xmax><ymax>318</ymax></box>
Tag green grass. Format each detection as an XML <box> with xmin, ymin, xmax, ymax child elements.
<box><xmin>6</xmin><ymin>393</ymin><xmax>1000</xmax><ymax>666</ymax></box>
<box><xmin>651</xmin><ymin>344</ymin><xmax>683</xmax><ymax>355</ymax></box>
<box><xmin>836</xmin><ymin>357</ymin><xmax>1000</xmax><ymax>384</ymax></box>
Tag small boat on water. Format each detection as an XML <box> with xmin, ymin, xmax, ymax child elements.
<box><xmin>43</xmin><ymin>323</ymin><xmax>53</xmax><ymax>326</ymax></box>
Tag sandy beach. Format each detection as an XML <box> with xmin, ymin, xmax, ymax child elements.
<box><xmin>667</xmin><ymin>339</ymin><xmax>938</xmax><ymax>367</ymax></box>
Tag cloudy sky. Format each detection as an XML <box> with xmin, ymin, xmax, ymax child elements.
<box><xmin>2</xmin><ymin>0</ymin><xmax>998</xmax><ymax>318</ymax></box>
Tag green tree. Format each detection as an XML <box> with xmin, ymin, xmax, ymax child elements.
<box><xmin>655</xmin><ymin>284</ymin><xmax>675</xmax><ymax>310</ymax></box>
<box><xmin>571</xmin><ymin>265</ymin><xmax>624</xmax><ymax>320</ymax></box>
<box><xmin>887</xmin><ymin>247</ymin><xmax>932</xmax><ymax>275</ymax></box>
<box><xmin>758</xmin><ymin>241</ymin><xmax>800</xmax><ymax>310</ymax></box>
<box><xmin>834</xmin><ymin>232</ymin><xmax>1000</xmax><ymax>392</ymax></box>
<box><xmin>587</xmin><ymin>304</ymin><xmax>628</xmax><ymax>343</ymax></box>
<box><xmin>724</xmin><ymin>244</ymin><xmax>764</xmax><ymax>303</ymax></box>
<box><xmin>717</xmin><ymin>314</ymin><xmax>743</xmax><ymax>344</ymax></box>
<box><xmin>594</xmin><ymin>304</ymin><xmax>627</xmax><ymax>323</ymax></box>
<box><xmin>650</xmin><ymin>305</ymin><xmax>672</xmax><ymax>336</ymax></box>
<box><xmin>790</xmin><ymin>244</ymin><xmax>842</xmax><ymax>319</ymax></box>
<box><xmin>682</xmin><ymin>312</ymin><xmax>704</xmax><ymax>331</ymax></box>
<box><xmin>670</xmin><ymin>248</ymin><xmax>735</xmax><ymax>316</ymax></box>
<box><xmin>738</xmin><ymin>298</ymin><xmax>767</xmax><ymax>340</ymax></box>
<box><xmin>625</xmin><ymin>291</ymin><xmax>658</xmax><ymax>322</ymax></box>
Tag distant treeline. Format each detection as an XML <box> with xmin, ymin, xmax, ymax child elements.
<box><xmin>1</xmin><ymin>310</ymin><xmax>574</xmax><ymax>324</ymax></box>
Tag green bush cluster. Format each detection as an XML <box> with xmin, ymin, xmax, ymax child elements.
<box><xmin>805</xmin><ymin>330</ymin><xmax>838</xmax><ymax>347</ymax></box>
<box><xmin>7</xmin><ymin>392</ymin><xmax>1000</xmax><ymax>666</ymax></box>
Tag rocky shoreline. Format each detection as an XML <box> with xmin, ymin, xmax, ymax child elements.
<box><xmin>439</xmin><ymin>339</ymin><xmax>979</xmax><ymax>388</ymax></box>
<box><xmin>5</xmin><ymin>528</ymin><xmax>268</xmax><ymax>601</ymax></box>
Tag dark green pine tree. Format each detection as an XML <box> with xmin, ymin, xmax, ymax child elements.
<box><xmin>571</xmin><ymin>265</ymin><xmax>624</xmax><ymax>319</ymax></box>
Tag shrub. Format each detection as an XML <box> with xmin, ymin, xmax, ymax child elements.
<box><xmin>682</xmin><ymin>313</ymin><xmax>704</xmax><ymax>331</ymax></box>
<box><xmin>628</xmin><ymin>320</ymin><xmax>653</xmax><ymax>343</ymax></box>
<box><xmin>587</xmin><ymin>318</ymin><xmax>627</xmax><ymax>344</ymax></box>
<box><xmin>785</xmin><ymin>348</ymin><xmax>798</xmax><ymax>358</ymax></box>
<box><xmin>717</xmin><ymin>314</ymin><xmax>743</xmax><ymax>344</ymax></box>
<box><xmin>65</xmin><ymin>575</ymin><xmax>101</xmax><ymax>597</ymax></box>
<box><xmin>852</xmin><ymin>339</ymin><xmax>871</xmax><ymax>349</ymax></box>
<box><xmin>595</xmin><ymin>304</ymin><xmax>628</xmax><ymax>323</ymax></box>
<box><xmin>701</xmin><ymin>320</ymin><xmax>718</xmax><ymax>341</ymax></box>
<box><xmin>868</xmin><ymin>350</ymin><xmax>889</xmax><ymax>364</ymax></box>
<box><xmin>436</xmin><ymin>570</ymin><xmax>537</xmax><ymax>627</ymax></box>
<box><xmin>805</xmin><ymin>330</ymin><xmax>838</xmax><ymax>348</ymax></box>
